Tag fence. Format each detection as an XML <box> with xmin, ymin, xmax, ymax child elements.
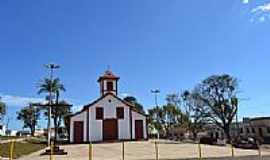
<box><xmin>1</xmin><ymin>139</ymin><xmax>268</xmax><ymax>160</ymax></box>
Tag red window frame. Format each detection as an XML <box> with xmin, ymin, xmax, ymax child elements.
<box><xmin>96</xmin><ymin>107</ymin><xmax>103</xmax><ymax>120</ymax></box>
<box><xmin>117</xmin><ymin>107</ymin><xmax>124</xmax><ymax>119</ymax></box>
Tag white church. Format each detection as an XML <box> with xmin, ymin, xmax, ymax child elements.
<box><xmin>69</xmin><ymin>70</ymin><xmax>148</xmax><ymax>143</ymax></box>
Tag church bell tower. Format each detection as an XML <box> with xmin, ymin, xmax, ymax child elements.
<box><xmin>98</xmin><ymin>69</ymin><xmax>120</xmax><ymax>96</ymax></box>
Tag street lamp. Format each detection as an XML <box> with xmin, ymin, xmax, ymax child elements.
<box><xmin>151</xmin><ymin>89</ymin><xmax>160</xmax><ymax>139</ymax></box>
<box><xmin>151</xmin><ymin>89</ymin><xmax>160</xmax><ymax>107</ymax></box>
<box><xmin>45</xmin><ymin>63</ymin><xmax>60</xmax><ymax>146</ymax></box>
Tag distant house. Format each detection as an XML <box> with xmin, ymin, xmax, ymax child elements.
<box><xmin>238</xmin><ymin>117</ymin><xmax>270</xmax><ymax>143</ymax></box>
<box><xmin>201</xmin><ymin>117</ymin><xmax>270</xmax><ymax>144</ymax></box>
<box><xmin>69</xmin><ymin>70</ymin><xmax>148</xmax><ymax>143</ymax></box>
<box><xmin>0</xmin><ymin>123</ymin><xmax>6</xmax><ymax>136</ymax></box>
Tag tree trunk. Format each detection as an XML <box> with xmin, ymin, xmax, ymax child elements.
<box><xmin>54</xmin><ymin>91</ymin><xmax>59</xmax><ymax>143</ymax></box>
<box><xmin>193</xmin><ymin>131</ymin><xmax>198</xmax><ymax>140</ymax></box>
<box><xmin>54</xmin><ymin>117</ymin><xmax>58</xmax><ymax>142</ymax></box>
<box><xmin>30</xmin><ymin>126</ymin><xmax>35</xmax><ymax>136</ymax></box>
<box><xmin>223</xmin><ymin>125</ymin><xmax>231</xmax><ymax>144</ymax></box>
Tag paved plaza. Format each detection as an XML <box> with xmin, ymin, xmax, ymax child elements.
<box><xmin>18</xmin><ymin>140</ymin><xmax>270</xmax><ymax>160</ymax></box>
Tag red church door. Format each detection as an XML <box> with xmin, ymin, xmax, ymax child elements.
<box><xmin>74</xmin><ymin>121</ymin><xmax>84</xmax><ymax>143</ymax></box>
<box><xmin>135</xmin><ymin>120</ymin><xmax>144</xmax><ymax>140</ymax></box>
<box><xmin>103</xmin><ymin>119</ymin><xmax>118</xmax><ymax>141</ymax></box>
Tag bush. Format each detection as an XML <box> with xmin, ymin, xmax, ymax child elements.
<box><xmin>199</xmin><ymin>137</ymin><xmax>217</xmax><ymax>145</ymax></box>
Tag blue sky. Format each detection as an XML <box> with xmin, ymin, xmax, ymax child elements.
<box><xmin>1</xmin><ymin>0</ymin><xmax>270</xmax><ymax>130</ymax></box>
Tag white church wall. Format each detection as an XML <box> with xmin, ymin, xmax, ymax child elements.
<box><xmin>89</xmin><ymin>106</ymin><xmax>102</xmax><ymax>142</ymax></box>
<box><xmin>118</xmin><ymin>107</ymin><xmax>130</xmax><ymax>140</ymax></box>
<box><xmin>132</xmin><ymin>111</ymin><xmax>147</xmax><ymax>139</ymax></box>
<box><xmin>70</xmin><ymin>111</ymin><xmax>87</xmax><ymax>143</ymax></box>
<box><xmin>89</xmin><ymin>94</ymin><xmax>131</xmax><ymax>142</ymax></box>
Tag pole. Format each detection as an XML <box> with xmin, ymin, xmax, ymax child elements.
<box><xmin>258</xmin><ymin>144</ymin><xmax>262</xmax><ymax>160</ymax></box>
<box><xmin>48</xmin><ymin>68</ymin><xmax>53</xmax><ymax>147</ymax></box>
<box><xmin>155</xmin><ymin>141</ymin><xmax>159</xmax><ymax>160</ymax></box>
<box><xmin>45</xmin><ymin>63</ymin><xmax>60</xmax><ymax>147</ymax></box>
<box><xmin>198</xmin><ymin>143</ymin><xmax>202</xmax><ymax>160</ymax></box>
<box><xmin>155</xmin><ymin>94</ymin><xmax>158</xmax><ymax>107</ymax></box>
<box><xmin>122</xmin><ymin>142</ymin><xmax>125</xmax><ymax>160</ymax></box>
<box><xmin>151</xmin><ymin>89</ymin><xmax>160</xmax><ymax>108</ymax></box>
<box><xmin>50</xmin><ymin>141</ymin><xmax>54</xmax><ymax>160</ymax></box>
<box><xmin>9</xmin><ymin>140</ymin><xmax>15</xmax><ymax>160</ymax></box>
<box><xmin>231</xmin><ymin>144</ymin><xmax>234</xmax><ymax>158</ymax></box>
<box><xmin>89</xmin><ymin>143</ymin><xmax>92</xmax><ymax>160</ymax></box>
<box><xmin>151</xmin><ymin>89</ymin><xmax>160</xmax><ymax>140</ymax></box>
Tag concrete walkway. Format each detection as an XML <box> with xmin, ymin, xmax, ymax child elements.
<box><xmin>18</xmin><ymin>140</ymin><xmax>270</xmax><ymax>160</ymax></box>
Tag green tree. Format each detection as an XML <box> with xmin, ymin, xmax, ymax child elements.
<box><xmin>166</xmin><ymin>94</ymin><xmax>181</xmax><ymax>108</ymax></box>
<box><xmin>148</xmin><ymin>106</ymin><xmax>165</xmax><ymax>136</ymax></box>
<box><xmin>194</xmin><ymin>74</ymin><xmax>238</xmax><ymax>143</ymax></box>
<box><xmin>162</xmin><ymin>104</ymin><xmax>184</xmax><ymax>134</ymax></box>
<box><xmin>0</xmin><ymin>97</ymin><xmax>6</xmax><ymax>121</ymax></box>
<box><xmin>148</xmin><ymin>96</ymin><xmax>187</xmax><ymax>137</ymax></box>
<box><xmin>181</xmin><ymin>90</ymin><xmax>209</xmax><ymax>140</ymax></box>
<box><xmin>38</xmin><ymin>78</ymin><xmax>65</xmax><ymax>97</ymax></box>
<box><xmin>17</xmin><ymin>104</ymin><xmax>40</xmax><ymax>136</ymax></box>
<box><xmin>123</xmin><ymin>96</ymin><xmax>145</xmax><ymax>113</ymax></box>
<box><xmin>51</xmin><ymin>101</ymin><xmax>71</xmax><ymax>142</ymax></box>
<box><xmin>38</xmin><ymin>77</ymin><xmax>66</xmax><ymax>141</ymax></box>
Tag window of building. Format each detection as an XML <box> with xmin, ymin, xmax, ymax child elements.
<box><xmin>246</xmin><ymin>128</ymin><xmax>250</xmax><ymax>134</ymax></box>
<box><xmin>259</xmin><ymin>128</ymin><xmax>263</xmax><ymax>136</ymax></box>
<box><xmin>267</xmin><ymin>127</ymin><xmax>270</xmax><ymax>133</ymax></box>
<box><xmin>252</xmin><ymin>127</ymin><xmax>256</xmax><ymax>133</ymax></box>
<box><xmin>117</xmin><ymin>107</ymin><xmax>124</xmax><ymax>119</ymax></box>
<box><xmin>96</xmin><ymin>107</ymin><xmax>103</xmax><ymax>120</ymax></box>
<box><xmin>0</xmin><ymin>125</ymin><xmax>2</xmax><ymax>130</ymax></box>
<box><xmin>240</xmin><ymin>128</ymin><xmax>243</xmax><ymax>133</ymax></box>
<box><xmin>107</xmin><ymin>81</ymin><xmax>113</xmax><ymax>91</ymax></box>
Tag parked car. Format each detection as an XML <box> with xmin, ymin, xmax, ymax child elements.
<box><xmin>233</xmin><ymin>137</ymin><xmax>258</xmax><ymax>149</ymax></box>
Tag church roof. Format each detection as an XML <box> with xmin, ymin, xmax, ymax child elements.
<box><xmin>97</xmin><ymin>69</ymin><xmax>119</xmax><ymax>82</ymax></box>
<box><xmin>68</xmin><ymin>92</ymin><xmax>147</xmax><ymax>118</ymax></box>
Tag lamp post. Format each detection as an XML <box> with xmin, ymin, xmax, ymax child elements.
<box><xmin>45</xmin><ymin>63</ymin><xmax>60</xmax><ymax>146</ymax></box>
<box><xmin>151</xmin><ymin>89</ymin><xmax>160</xmax><ymax>107</ymax></box>
<box><xmin>151</xmin><ymin>89</ymin><xmax>160</xmax><ymax>139</ymax></box>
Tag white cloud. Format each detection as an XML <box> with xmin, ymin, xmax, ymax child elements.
<box><xmin>72</xmin><ymin>104</ymin><xmax>84</xmax><ymax>112</ymax></box>
<box><xmin>0</xmin><ymin>93</ymin><xmax>44</xmax><ymax>107</ymax></box>
<box><xmin>250</xmin><ymin>2</ymin><xmax>270</xmax><ymax>22</ymax></box>
<box><xmin>120</xmin><ymin>93</ymin><xmax>131</xmax><ymax>98</ymax></box>
<box><xmin>252</xmin><ymin>3</ymin><xmax>270</xmax><ymax>13</ymax></box>
<box><xmin>242</xmin><ymin>0</ymin><xmax>249</xmax><ymax>4</ymax></box>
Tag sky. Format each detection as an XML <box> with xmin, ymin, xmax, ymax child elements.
<box><xmin>0</xmin><ymin>0</ymin><xmax>270</xmax><ymax>130</ymax></box>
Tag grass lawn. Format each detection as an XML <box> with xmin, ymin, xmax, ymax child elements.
<box><xmin>0</xmin><ymin>136</ymin><xmax>22</xmax><ymax>141</ymax></box>
<box><xmin>0</xmin><ymin>139</ymin><xmax>46</xmax><ymax>159</ymax></box>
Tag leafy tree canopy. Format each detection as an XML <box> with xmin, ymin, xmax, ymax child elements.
<box><xmin>0</xmin><ymin>97</ymin><xmax>6</xmax><ymax>121</ymax></box>
<box><xmin>194</xmin><ymin>74</ymin><xmax>238</xmax><ymax>142</ymax></box>
<box><xmin>123</xmin><ymin>96</ymin><xmax>145</xmax><ymax>114</ymax></box>
<box><xmin>17</xmin><ymin>104</ymin><xmax>40</xmax><ymax>136</ymax></box>
<box><xmin>38</xmin><ymin>78</ymin><xmax>65</xmax><ymax>98</ymax></box>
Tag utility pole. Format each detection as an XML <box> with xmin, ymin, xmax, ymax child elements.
<box><xmin>45</xmin><ymin>63</ymin><xmax>60</xmax><ymax>146</ymax></box>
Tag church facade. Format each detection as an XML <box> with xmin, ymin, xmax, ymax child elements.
<box><xmin>69</xmin><ymin>70</ymin><xmax>148</xmax><ymax>143</ymax></box>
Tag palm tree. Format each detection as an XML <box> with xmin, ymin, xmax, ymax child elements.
<box><xmin>0</xmin><ymin>97</ymin><xmax>6</xmax><ymax>121</ymax></box>
<box><xmin>52</xmin><ymin>100</ymin><xmax>71</xmax><ymax>141</ymax></box>
<box><xmin>38</xmin><ymin>78</ymin><xmax>65</xmax><ymax>141</ymax></box>
<box><xmin>38</xmin><ymin>78</ymin><xmax>65</xmax><ymax>99</ymax></box>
